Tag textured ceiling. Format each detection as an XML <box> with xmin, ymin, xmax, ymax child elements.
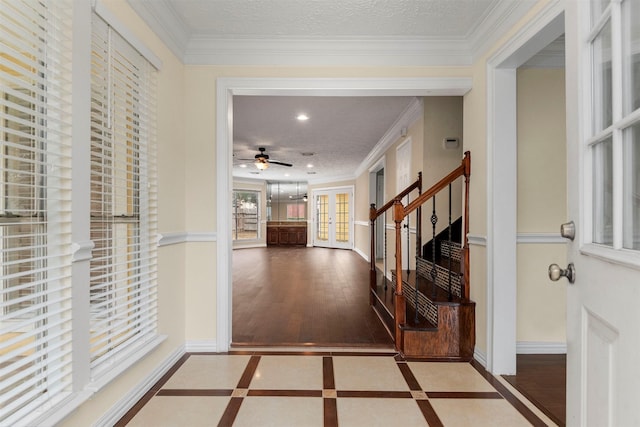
<box><xmin>166</xmin><ymin>0</ymin><xmax>495</xmax><ymax>38</ymax></box>
<box><xmin>232</xmin><ymin>96</ymin><xmax>417</xmax><ymax>183</ymax></box>
<box><xmin>126</xmin><ymin>0</ymin><xmax>537</xmax><ymax>65</ymax></box>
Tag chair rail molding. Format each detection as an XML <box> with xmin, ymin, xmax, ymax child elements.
<box><xmin>158</xmin><ymin>232</ymin><xmax>217</xmax><ymax>247</ymax></box>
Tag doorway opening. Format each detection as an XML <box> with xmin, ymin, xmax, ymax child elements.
<box><xmin>216</xmin><ymin>78</ymin><xmax>473</xmax><ymax>351</ymax></box>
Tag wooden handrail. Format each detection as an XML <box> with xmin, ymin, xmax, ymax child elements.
<box><xmin>401</xmin><ymin>152</ymin><xmax>470</xmax><ymax>219</ymax></box>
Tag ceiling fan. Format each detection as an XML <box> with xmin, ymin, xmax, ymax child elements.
<box><xmin>242</xmin><ymin>147</ymin><xmax>292</xmax><ymax>170</ymax></box>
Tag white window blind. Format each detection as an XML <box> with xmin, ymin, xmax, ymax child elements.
<box><xmin>89</xmin><ymin>13</ymin><xmax>158</xmax><ymax>377</ymax></box>
<box><xmin>0</xmin><ymin>0</ymin><xmax>74</xmax><ymax>425</ymax></box>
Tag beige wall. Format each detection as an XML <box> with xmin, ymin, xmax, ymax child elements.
<box><xmin>63</xmin><ymin>0</ymin><xmax>564</xmax><ymax>423</ymax></box>
<box><xmin>352</xmin><ymin>114</ymin><xmax>425</xmax><ymax>270</ymax></box>
<box><xmin>63</xmin><ymin>0</ymin><xmax>187</xmax><ymax>425</ymax></box>
<box><xmin>516</xmin><ymin>67</ymin><xmax>567</xmax><ymax>344</ymax></box>
<box><xmin>354</xmin><ymin>171</ymin><xmax>372</xmax><ymax>255</ymax></box>
<box><xmin>462</xmin><ymin>0</ymin><xmax>560</xmax><ymax>358</ymax></box>
<box><xmin>421</xmin><ymin>97</ymin><xmax>464</xmax><ymax>241</ymax></box>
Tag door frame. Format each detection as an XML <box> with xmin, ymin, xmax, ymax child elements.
<box><xmin>215</xmin><ymin>77</ymin><xmax>472</xmax><ymax>351</ymax></box>
<box><xmin>369</xmin><ymin>159</ymin><xmax>386</xmax><ymax>257</ymax></box>
<box><xmin>486</xmin><ymin>1</ymin><xmax>564</xmax><ymax>374</ymax></box>
<box><xmin>311</xmin><ymin>185</ymin><xmax>354</xmax><ymax>249</ymax></box>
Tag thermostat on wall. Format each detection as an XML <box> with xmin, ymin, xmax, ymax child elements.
<box><xmin>443</xmin><ymin>137</ymin><xmax>459</xmax><ymax>149</ymax></box>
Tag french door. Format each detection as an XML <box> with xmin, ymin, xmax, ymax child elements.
<box><xmin>564</xmin><ymin>1</ymin><xmax>640</xmax><ymax>425</ymax></box>
<box><xmin>313</xmin><ymin>187</ymin><xmax>353</xmax><ymax>249</ymax></box>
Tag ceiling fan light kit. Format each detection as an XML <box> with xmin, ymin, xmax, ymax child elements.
<box><xmin>254</xmin><ymin>159</ymin><xmax>269</xmax><ymax>170</ymax></box>
<box><xmin>249</xmin><ymin>147</ymin><xmax>293</xmax><ymax>170</ymax></box>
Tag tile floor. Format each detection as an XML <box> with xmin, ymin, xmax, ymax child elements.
<box><xmin>117</xmin><ymin>349</ymin><xmax>558</xmax><ymax>427</ymax></box>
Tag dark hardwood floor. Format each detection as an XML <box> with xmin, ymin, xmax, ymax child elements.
<box><xmin>503</xmin><ymin>354</ymin><xmax>566</xmax><ymax>426</ymax></box>
<box><xmin>232</xmin><ymin>246</ymin><xmax>394</xmax><ymax>347</ymax></box>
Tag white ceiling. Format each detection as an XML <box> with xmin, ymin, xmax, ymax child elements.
<box><xmin>233</xmin><ymin>96</ymin><xmax>417</xmax><ymax>182</ymax></box>
<box><xmin>125</xmin><ymin>0</ymin><xmax>547</xmax><ymax>184</ymax></box>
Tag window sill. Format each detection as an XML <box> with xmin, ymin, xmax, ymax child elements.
<box><xmin>580</xmin><ymin>243</ymin><xmax>640</xmax><ymax>271</ymax></box>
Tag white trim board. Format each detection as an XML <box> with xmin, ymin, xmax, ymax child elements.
<box><xmin>185</xmin><ymin>340</ymin><xmax>218</xmax><ymax>353</ymax></box>
<box><xmin>474</xmin><ymin>347</ymin><xmax>488</xmax><ymax>369</ymax></box>
<box><xmin>516</xmin><ymin>341</ymin><xmax>567</xmax><ymax>354</ymax></box>
<box><xmin>354</xmin><ymin>247</ymin><xmax>370</xmax><ymax>263</ymax></box>
<box><xmin>157</xmin><ymin>232</ymin><xmax>217</xmax><ymax>247</ymax></box>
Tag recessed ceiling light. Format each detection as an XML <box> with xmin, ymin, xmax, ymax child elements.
<box><xmin>296</xmin><ymin>114</ymin><xmax>309</xmax><ymax>121</ymax></box>
<box><xmin>239</xmin><ymin>164</ymin><xmax>247</xmax><ymax>168</ymax></box>
<box><xmin>307</xmin><ymin>164</ymin><xmax>314</xmax><ymax>168</ymax></box>
<box><xmin>284</xmin><ymin>173</ymin><xmax>290</xmax><ymax>177</ymax></box>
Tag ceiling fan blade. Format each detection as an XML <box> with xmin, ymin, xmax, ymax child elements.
<box><xmin>268</xmin><ymin>160</ymin><xmax>293</xmax><ymax>167</ymax></box>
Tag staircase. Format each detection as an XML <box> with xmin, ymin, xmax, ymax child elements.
<box><xmin>369</xmin><ymin>152</ymin><xmax>474</xmax><ymax>360</ymax></box>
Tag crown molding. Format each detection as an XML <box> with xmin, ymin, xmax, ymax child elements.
<box><xmin>469</xmin><ymin>0</ymin><xmax>539</xmax><ymax>62</ymax></box>
<box><xmin>128</xmin><ymin>0</ymin><xmax>538</xmax><ymax>66</ymax></box>
<box><xmin>307</xmin><ymin>173</ymin><xmax>356</xmax><ymax>186</ymax></box>
<box><xmin>354</xmin><ymin>97</ymin><xmax>423</xmax><ymax>179</ymax></box>
<box><xmin>126</xmin><ymin>0</ymin><xmax>191</xmax><ymax>60</ymax></box>
<box><xmin>184</xmin><ymin>37</ymin><xmax>472</xmax><ymax>66</ymax></box>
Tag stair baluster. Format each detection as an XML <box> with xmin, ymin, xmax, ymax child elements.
<box><xmin>430</xmin><ymin>196</ymin><xmax>438</xmax><ymax>299</ymax></box>
<box><xmin>448</xmin><ymin>184</ymin><xmax>453</xmax><ymax>302</ymax></box>
<box><xmin>384</xmin><ymin>210</ymin><xmax>388</xmax><ymax>290</ymax></box>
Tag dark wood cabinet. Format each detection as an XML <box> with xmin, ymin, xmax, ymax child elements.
<box><xmin>266</xmin><ymin>222</ymin><xmax>307</xmax><ymax>246</ymax></box>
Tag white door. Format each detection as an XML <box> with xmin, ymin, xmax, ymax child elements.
<box><xmin>313</xmin><ymin>187</ymin><xmax>353</xmax><ymax>249</ymax></box>
<box><xmin>564</xmin><ymin>2</ymin><xmax>640</xmax><ymax>425</ymax></box>
<box><xmin>397</xmin><ymin>139</ymin><xmax>412</xmax><ymax>269</ymax></box>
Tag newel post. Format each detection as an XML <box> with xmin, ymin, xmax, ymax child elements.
<box><xmin>462</xmin><ymin>151</ymin><xmax>471</xmax><ymax>300</ymax></box>
<box><xmin>369</xmin><ymin>204</ymin><xmax>377</xmax><ymax>305</ymax></box>
<box><xmin>393</xmin><ymin>198</ymin><xmax>406</xmax><ymax>350</ymax></box>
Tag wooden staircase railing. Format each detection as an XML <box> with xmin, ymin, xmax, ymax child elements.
<box><xmin>369</xmin><ymin>151</ymin><xmax>472</xmax><ymax>359</ymax></box>
<box><xmin>369</xmin><ymin>172</ymin><xmax>422</xmax><ymax>306</ymax></box>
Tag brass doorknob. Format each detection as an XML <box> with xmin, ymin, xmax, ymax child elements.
<box><xmin>548</xmin><ymin>263</ymin><xmax>575</xmax><ymax>284</ymax></box>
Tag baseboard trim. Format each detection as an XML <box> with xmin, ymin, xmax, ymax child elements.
<box><xmin>185</xmin><ymin>340</ymin><xmax>218</xmax><ymax>353</ymax></box>
<box><xmin>94</xmin><ymin>344</ymin><xmax>186</xmax><ymax>427</ymax></box>
<box><xmin>233</xmin><ymin>242</ymin><xmax>268</xmax><ymax>249</ymax></box>
<box><xmin>354</xmin><ymin>247</ymin><xmax>370</xmax><ymax>262</ymax></box>
<box><xmin>473</xmin><ymin>347</ymin><xmax>488</xmax><ymax>368</ymax></box>
<box><xmin>516</xmin><ymin>341</ymin><xmax>566</xmax><ymax>354</ymax></box>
